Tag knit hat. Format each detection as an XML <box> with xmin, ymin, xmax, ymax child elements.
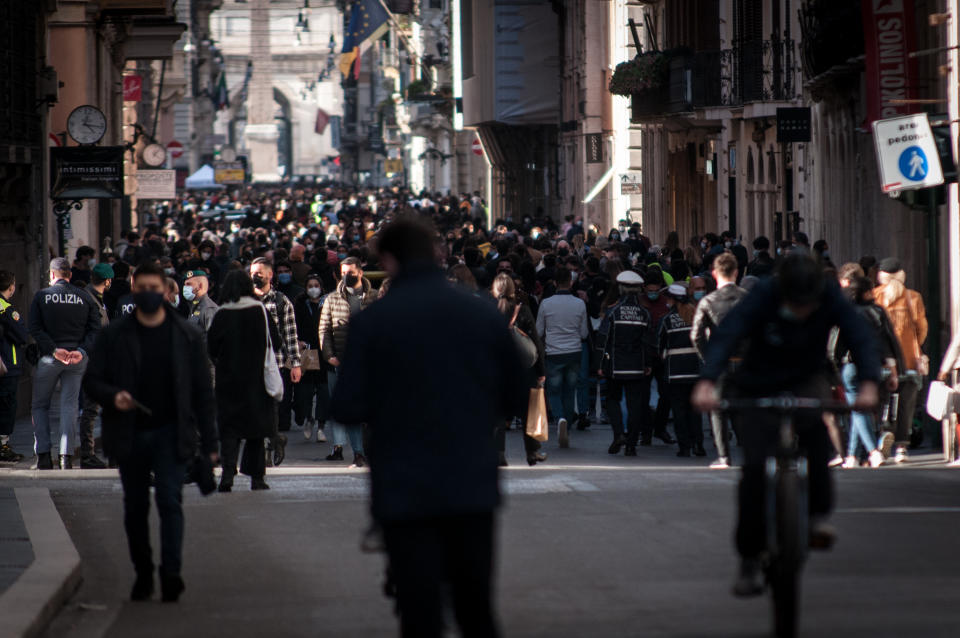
<box><xmin>878</xmin><ymin>257</ymin><xmax>902</xmax><ymax>273</ymax></box>
<box><xmin>92</xmin><ymin>263</ymin><xmax>115</xmax><ymax>279</ymax></box>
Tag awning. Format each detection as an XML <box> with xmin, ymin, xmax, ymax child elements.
<box><xmin>184</xmin><ymin>164</ymin><xmax>224</xmax><ymax>190</ymax></box>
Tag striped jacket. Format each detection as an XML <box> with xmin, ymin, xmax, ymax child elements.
<box><xmin>319</xmin><ymin>277</ymin><xmax>377</xmax><ymax>363</ymax></box>
<box><xmin>596</xmin><ymin>294</ymin><xmax>655</xmax><ymax>379</ymax></box>
<box><xmin>657</xmin><ymin>307</ymin><xmax>700</xmax><ymax>383</ymax></box>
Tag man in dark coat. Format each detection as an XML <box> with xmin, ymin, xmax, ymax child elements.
<box><xmin>83</xmin><ymin>262</ymin><xmax>218</xmax><ymax>603</ymax></box>
<box><xmin>331</xmin><ymin>220</ymin><xmax>527</xmax><ymax>638</ymax></box>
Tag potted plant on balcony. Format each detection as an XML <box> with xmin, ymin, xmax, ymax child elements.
<box><xmin>608</xmin><ymin>51</ymin><xmax>669</xmax><ymax>96</ymax></box>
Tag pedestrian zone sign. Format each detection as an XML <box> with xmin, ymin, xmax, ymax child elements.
<box><xmin>872</xmin><ymin>113</ymin><xmax>944</xmax><ymax>193</ymax></box>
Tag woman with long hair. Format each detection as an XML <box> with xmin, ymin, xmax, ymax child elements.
<box><xmin>207</xmin><ymin>270</ymin><xmax>282</xmax><ymax>491</ymax></box>
<box><xmin>491</xmin><ymin>273</ymin><xmax>547</xmax><ymax>466</ymax></box>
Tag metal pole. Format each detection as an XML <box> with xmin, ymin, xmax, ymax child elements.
<box><xmin>928</xmin><ymin>195</ymin><xmax>941</xmax><ymax>369</ymax></box>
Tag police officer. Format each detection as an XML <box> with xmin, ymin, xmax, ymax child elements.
<box><xmin>658</xmin><ymin>283</ymin><xmax>704</xmax><ymax>457</ymax></box>
<box><xmin>178</xmin><ymin>269</ymin><xmax>218</xmax><ymax>334</ymax></box>
<box><xmin>28</xmin><ymin>257</ymin><xmax>101</xmax><ymax>469</ymax></box>
<box><xmin>596</xmin><ymin>270</ymin><xmax>655</xmax><ymax>456</ymax></box>
<box><xmin>76</xmin><ymin>263</ymin><xmax>114</xmax><ymax>468</ymax></box>
<box><xmin>0</xmin><ymin>270</ymin><xmax>28</xmax><ymax>462</ymax></box>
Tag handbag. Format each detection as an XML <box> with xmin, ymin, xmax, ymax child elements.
<box><xmin>299</xmin><ymin>342</ymin><xmax>321</xmax><ymax>371</ymax></box>
<box><xmin>509</xmin><ymin>304</ymin><xmax>538</xmax><ymax>368</ymax></box>
<box><xmin>926</xmin><ymin>380</ymin><xmax>955</xmax><ymax>420</ymax></box>
<box><xmin>525</xmin><ymin>387</ymin><xmax>549</xmax><ymax>442</ymax></box>
<box><xmin>261</xmin><ymin>308</ymin><xmax>284</xmax><ymax>401</ymax></box>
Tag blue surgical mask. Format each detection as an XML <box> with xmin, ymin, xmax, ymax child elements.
<box><xmin>182</xmin><ymin>285</ymin><xmax>196</xmax><ymax>301</ymax></box>
<box><xmin>278</xmin><ymin>273</ymin><xmax>292</xmax><ymax>285</ymax></box>
<box><xmin>692</xmin><ymin>290</ymin><xmax>706</xmax><ymax>301</ymax></box>
<box><xmin>647</xmin><ymin>291</ymin><xmax>660</xmax><ymax>301</ymax></box>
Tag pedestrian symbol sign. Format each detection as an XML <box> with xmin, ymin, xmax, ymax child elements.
<box><xmin>872</xmin><ymin>114</ymin><xmax>944</xmax><ymax>193</ymax></box>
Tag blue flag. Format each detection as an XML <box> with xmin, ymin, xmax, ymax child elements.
<box><xmin>339</xmin><ymin>0</ymin><xmax>390</xmax><ymax>78</ymax></box>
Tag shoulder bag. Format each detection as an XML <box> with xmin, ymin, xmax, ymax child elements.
<box><xmin>261</xmin><ymin>307</ymin><xmax>284</xmax><ymax>400</ymax></box>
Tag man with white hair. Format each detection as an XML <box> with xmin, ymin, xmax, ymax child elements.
<box><xmin>596</xmin><ymin>270</ymin><xmax>654</xmax><ymax>457</ymax></box>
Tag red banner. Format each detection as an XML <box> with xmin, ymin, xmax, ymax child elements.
<box><xmin>123</xmin><ymin>75</ymin><xmax>143</xmax><ymax>102</ymax></box>
<box><xmin>861</xmin><ymin>0</ymin><xmax>917</xmax><ymax>125</ymax></box>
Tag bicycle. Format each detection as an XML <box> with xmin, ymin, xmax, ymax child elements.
<box><xmin>720</xmin><ymin>394</ymin><xmax>851</xmax><ymax>638</ymax></box>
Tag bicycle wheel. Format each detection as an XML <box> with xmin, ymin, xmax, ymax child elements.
<box><xmin>770</xmin><ymin>467</ymin><xmax>803</xmax><ymax>638</ymax></box>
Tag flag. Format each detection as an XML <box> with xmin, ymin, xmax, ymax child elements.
<box><xmin>213</xmin><ymin>72</ymin><xmax>230</xmax><ymax>111</ymax></box>
<box><xmin>338</xmin><ymin>0</ymin><xmax>390</xmax><ymax>78</ymax></box>
<box><xmin>315</xmin><ymin>108</ymin><xmax>330</xmax><ymax>135</ymax></box>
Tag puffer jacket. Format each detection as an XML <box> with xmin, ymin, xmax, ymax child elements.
<box><xmin>691</xmin><ymin>283</ymin><xmax>747</xmax><ymax>359</ymax></box>
<box><xmin>873</xmin><ymin>282</ymin><xmax>927</xmax><ymax>372</ymax></box>
<box><xmin>319</xmin><ymin>277</ymin><xmax>377</xmax><ymax>363</ymax></box>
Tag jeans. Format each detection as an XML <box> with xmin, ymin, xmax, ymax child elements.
<box><xmin>327</xmin><ymin>369</ymin><xmax>364</xmax><ymax>454</ymax></box>
<box><xmin>545</xmin><ymin>352</ymin><xmax>581</xmax><ymax>424</ymax></box>
<box><xmin>382</xmin><ymin>513</ymin><xmax>499</xmax><ymax>638</ymax></box>
<box><xmin>842</xmin><ymin>363</ymin><xmax>875</xmax><ymax>457</ymax></box>
<box><xmin>293</xmin><ymin>369</ymin><xmax>328</xmax><ymax>426</ymax></box>
<box><xmin>605</xmin><ymin>378</ymin><xmax>645</xmax><ymax>445</ymax></box>
<box><xmin>32</xmin><ymin>354</ymin><xmax>87</xmax><ymax>455</ymax></box>
<box><xmin>117</xmin><ymin>425</ymin><xmax>186</xmax><ymax>576</ymax></box>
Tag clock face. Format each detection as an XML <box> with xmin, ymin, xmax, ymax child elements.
<box><xmin>142</xmin><ymin>143</ymin><xmax>167</xmax><ymax>167</ymax></box>
<box><xmin>67</xmin><ymin>105</ymin><xmax>107</xmax><ymax>145</ymax></box>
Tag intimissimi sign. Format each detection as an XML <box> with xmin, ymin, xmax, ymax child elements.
<box><xmin>862</xmin><ymin>0</ymin><xmax>917</xmax><ymax>124</ymax></box>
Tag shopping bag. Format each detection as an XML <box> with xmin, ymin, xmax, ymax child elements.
<box><xmin>525</xmin><ymin>388</ymin><xmax>548</xmax><ymax>442</ymax></box>
<box><xmin>925</xmin><ymin>380</ymin><xmax>955</xmax><ymax>421</ymax></box>
<box><xmin>300</xmin><ymin>344</ymin><xmax>321</xmax><ymax>371</ymax></box>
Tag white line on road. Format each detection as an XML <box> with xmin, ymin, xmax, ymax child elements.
<box><xmin>837</xmin><ymin>506</ymin><xmax>960</xmax><ymax>514</ymax></box>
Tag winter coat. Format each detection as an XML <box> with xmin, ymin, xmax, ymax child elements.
<box><xmin>658</xmin><ymin>306</ymin><xmax>701</xmax><ymax>383</ymax></box>
<box><xmin>596</xmin><ymin>293</ymin><xmax>655</xmax><ymax>379</ymax></box>
<box><xmin>319</xmin><ymin>277</ymin><xmax>377</xmax><ymax>363</ymax></box>
<box><xmin>82</xmin><ymin>311</ymin><xmax>217</xmax><ymax>462</ymax></box>
<box><xmin>873</xmin><ymin>281</ymin><xmax>927</xmax><ymax>372</ymax></box>
<box><xmin>691</xmin><ymin>283</ymin><xmax>748</xmax><ymax>359</ymax></box>
<box><xmin>207</xmin><ymin>298</ymin><xmax>281</xmax><ymax>439</ymax></box>
<box><xmin>0</xmin><ymin>295</ymin><xmax>28</xmax><ymax>377</ymax></box>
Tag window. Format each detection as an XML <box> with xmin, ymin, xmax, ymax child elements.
<box><xmin>225</xmin><ymin>17</ymin><xmax>248</xmax><ymax>36</ymax></box>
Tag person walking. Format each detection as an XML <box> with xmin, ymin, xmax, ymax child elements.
<box><xmin>330</xmin><ymin>220</ymin><xmax>527</xmax><ymax>638</ymax></box>
<box><xmin>536</xmin><ymin>267</ymin><xmax>589</xmax><ymax>448</ymax></box>
<box><xmin>207</xmin><ymin>271</ymin><xmax>279</xmax><ymax>491</ymax></box>
<box><xmin>76</xmin><ymin>263</ymin><xmax>115</xmax><ymax>469</ymax></box>
<box><xmin>0</xmin><ymin>270</ymin><xmax>28</xmax><ymax>462</ymax></box>
<box><xmin>658</xmin><ymin>284</ymin><xmax>704</xmax><ymax>457</ymax></box>
<box><xmin>293</xmin><ymin>274</ymin><xmax>329</xmax><ymax>443</ymax></box>
<box><xmin>251</xmin><ymin>257</ymin><xmax>301</xmax><ymax>465</ymax></box>
<box><xmin>873</xmin><ymin>258</ymin><xmax>927</xmax><ymax>463</ymax></box>
<box><xmin>29</xmin><ymin>257</ymin><xmax>102</xmax><ymax>469</ymax></box>
<box><xmin>690</xmin><ymin>252</ymin><xmax>747</xmax><ymax>469</ymax></box>
<box><xmin>83</xmin><ymin>262</ymin><xmax>218</xmax><ymax>602</ymax></box>
<box><xmin>178</xmin><ymin>269</ymin><xmax>218</xmax><ymax>335</ymax></box>
<box><xmin>319</xmin><ymin>257</ymin><xmax>376</xmax><ymax>465</ymax></box>
<box><xmin>596</xmin><ymin>270</ymin><xmax>654</xmax><ymax>456</ymax></box>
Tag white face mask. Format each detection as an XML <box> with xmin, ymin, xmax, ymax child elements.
<box><xmin>307</xmin><ymin>287</ymin><xmax>322</xmax><ymax>299</ymax></box>
<box><xmin>201</xmin><ymin>251</ymin><xmax>212</xmax><ymax>261</ymax></box>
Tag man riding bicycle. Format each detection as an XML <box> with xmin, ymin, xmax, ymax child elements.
<box><xmin>691</xmin><ymin>254</ymin><xmax>881</xmax><ymax>596</ymax></box>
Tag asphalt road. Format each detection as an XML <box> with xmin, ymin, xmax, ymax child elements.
<box><xmin>15</xmin><ymin>423</ymin><xmax>960</xmax><ymax>638</ymax></box>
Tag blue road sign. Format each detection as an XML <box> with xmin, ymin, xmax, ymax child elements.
<box><xmin>898</xmin><ymin>146</ymin><xmax>928</xmax><ymax>182</ymax></box>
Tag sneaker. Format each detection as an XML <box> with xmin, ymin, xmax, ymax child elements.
<box><xmin>710</xmin><ymin>457</ymin><xmax>730</xmax><ymax>469</ymax></box>
<box><xmin>302</xmin><ymin>419</ymin><xmax>316</xmax><ymax>441</ymax></box>
<box><xmin>893</xmin><ymin>446</ymin><xmax>908</xmax><ymax>464</ymax></box>
<box><xmin>841</xmin><ymin>455</ymin><xmax>858</xmax><ymax>469</ymax></box>
<box><xmin>828</xmin><ymin>454</ymin><xmax>845</xmax><ymax>468</ymax></box>
<box><xmin>557</xmin><ymin>418</ymin><xmax>569</xmax><ymax>449</ymax></box>
<box><xmin>869</xmin><ymin>449</ymin><xmax>885</xmax><ymax>468</ymax></box>
<box><xmin>878</xmin><ymin>432</ymin><xmax>895</xmax><ymax>459</ymax></box>
<box><xmin>732</xmin><ymin>558</ymin><xmax>764</xmax><ymax>597</ymax></box>
<box><xmin>947</xmin><ymin>458</ymin><xmax>960</xmax><ymax>467</ymax></box>
<box><xmin>316</xmin><ymin>425</ymin><xmax>327</xmax><ymax>443</ymax></box>
<box><xmin>0</xmin><ymin>444</ymin><xmax>23</xmax><ymax>463</ymax></box>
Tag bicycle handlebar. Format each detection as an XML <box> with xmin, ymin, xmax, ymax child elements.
<box><xmin>718</xmin><ymin>396</ymin><xmax>852</xmax><ymax>413</ymax></box>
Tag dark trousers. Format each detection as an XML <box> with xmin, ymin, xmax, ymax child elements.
<box><xmin>77</xmin><ymin>391</ymin><xmax>100</xmax><ymax>456</ymax></box>
<box><xmin>117</xmin><ymin>425</ymin><xmax>186</xmax><ymax>576</ymax></box>
<box><xmin>0</xmin><ymin>375</ymin><xmax>17</xmax><ymax>437</ymax></box>
<box><xmin>606</xmin><ymin>377</ymin><xmax>646</xmax><ymax>445</ymax></box>
<box><xmin>220</xmin><ymin>434</ymin><xmax>266</xmax><ymax>480</ymax></box>
<box><xmin>650</xmin><ymin>364</ymin><xmax>671</xmax><ymax>435</ymax></box>
<box><xmin>278</xmin><ymin>368</ymin><xmax>294</xmax><ymax>432</ymax></box>
<box><xmin>710</xmin><ymin>410</ymin><xmax>731</xmax><ymax>459</ymax></box>
<box><xmin>382</xmin><ymin>513</ymin><xmax>499</xmax><ymax>638</ymax></box>
<box><xmin>293</xmin><ymin>369</ymin><xmax>328</xmax><ymax>426</ymax></box>
<box><xmin>894</xmin><ymin>374</ymin><xmax>921</xmax><ymax>446</ymax></box>
<box><xmin>734</xmin><ymin>377</ymin><xmax>833</xmax><ymax>558</ymax></box>
<box><xmin>668</xmin><ymin>383</ymin><xmax>702</xmax><ymax>451</ymax></box>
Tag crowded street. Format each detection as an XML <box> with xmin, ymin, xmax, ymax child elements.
<box><xmin>3</xmin><ymin>1</ymin><xmax>960</xmax><ymax>637</ymax></box>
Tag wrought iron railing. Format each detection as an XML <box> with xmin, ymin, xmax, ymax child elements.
<box><xmin>720</xmin><ymin>39</ymin><xmax>800</xmax><ymax>106</ymax></box>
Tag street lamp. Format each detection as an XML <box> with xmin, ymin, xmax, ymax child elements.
<box><xmin>296</xmin><ymin>1</ymin><xmax>310</xmax><ymax>32</ymax></box>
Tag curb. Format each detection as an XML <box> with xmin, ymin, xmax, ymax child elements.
<box><xmin>0</xmin><ymin>488</ymin><xmax>81</xmax><ymax>638</ymax></box>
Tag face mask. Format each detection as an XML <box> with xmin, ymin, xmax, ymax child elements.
<box><xmin>252</xmin><ymin>274</ymin><xmax>266</xmax><ymax>289</ymax></box>
<box><xmin>822</xmin><ymin>250</ymin><xmax>830</xmax><ymax>258</ymax></box>
<box><xmin>700</xmin><ymin>241</ymin><xmax>707</xmax><ymax>250</ymax></box>
<box><xmin>133</xmin><ymin>290</ymin><xmax>164</xmax><ymax>314</ymax></box>
<box><xmin>307</xmin><ymin>286</ymin><xmax>322</xmax><ymax>299</ymax></box>
<box><xmin>89</xmin><ymin>258</ymin><xmax>97</xmax><ymax>268</ymax></box>
<box><xmin>278</xmin><ymin>273</ymin><xmax>292</xmax><ymax>285</ymax></box>
<box><xmin>724</xmin><ymin>241</ymin><xmax>732</xmax><ymax>249</ymax></box>
<box><xmin>201</xmin><ymin>251</ymin><xmax>212</xmax><ymax>261</ymax></box>
<box><xmin>610</xmin><ymin>234</ymin><xmax>620</xmax><ymax>241</ymax></box>
<box><xmin>337</xmin><ymin>253</ymin><xmax>347</xmax><ymax>261</ymax></box>
<box><xmin>692</xmin><ymin>290</ymin><xmax>706</xmax><ymax>301</ymax></box>
<box><xmin>776</xmin><ymin>248</ymin><xmax>783</xmax><ymax>256</ymax></box>
<box><xmin>647</xmin><ymin>291</ymin><xmax>660</xmax><ymax>301</ymax></box>
<box><xmin>182</xmin><ymin>285</ymin><xmax>196</xmax><ymax>301</ymax></box>
<box><xmin>343</xmin><ymin>273</ymin><xmax>359</xmax><ymax>288</ymax></box>
<box><xmin>778</xmin><ymin>305</ymin><xmax>801</xmax><ymax>322</ymax></box>
<box><xmin>164</xmin><ymin>267</ymin><xmax>175</xmax><ymax>276</ymax></box>
<box><xmin>570</xmin><ymin>271</ymin><xmax>579</xmax><ymax>283</ymax></box>
<box><xmin>752</xmin><ymin>250</ymin><xmax>760</xmax><ymax>259</ymax></box>
<box><xmin>558</xmin><ymin>248</ymin><xmax>569</xmax><ymax>258</ymax></box>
